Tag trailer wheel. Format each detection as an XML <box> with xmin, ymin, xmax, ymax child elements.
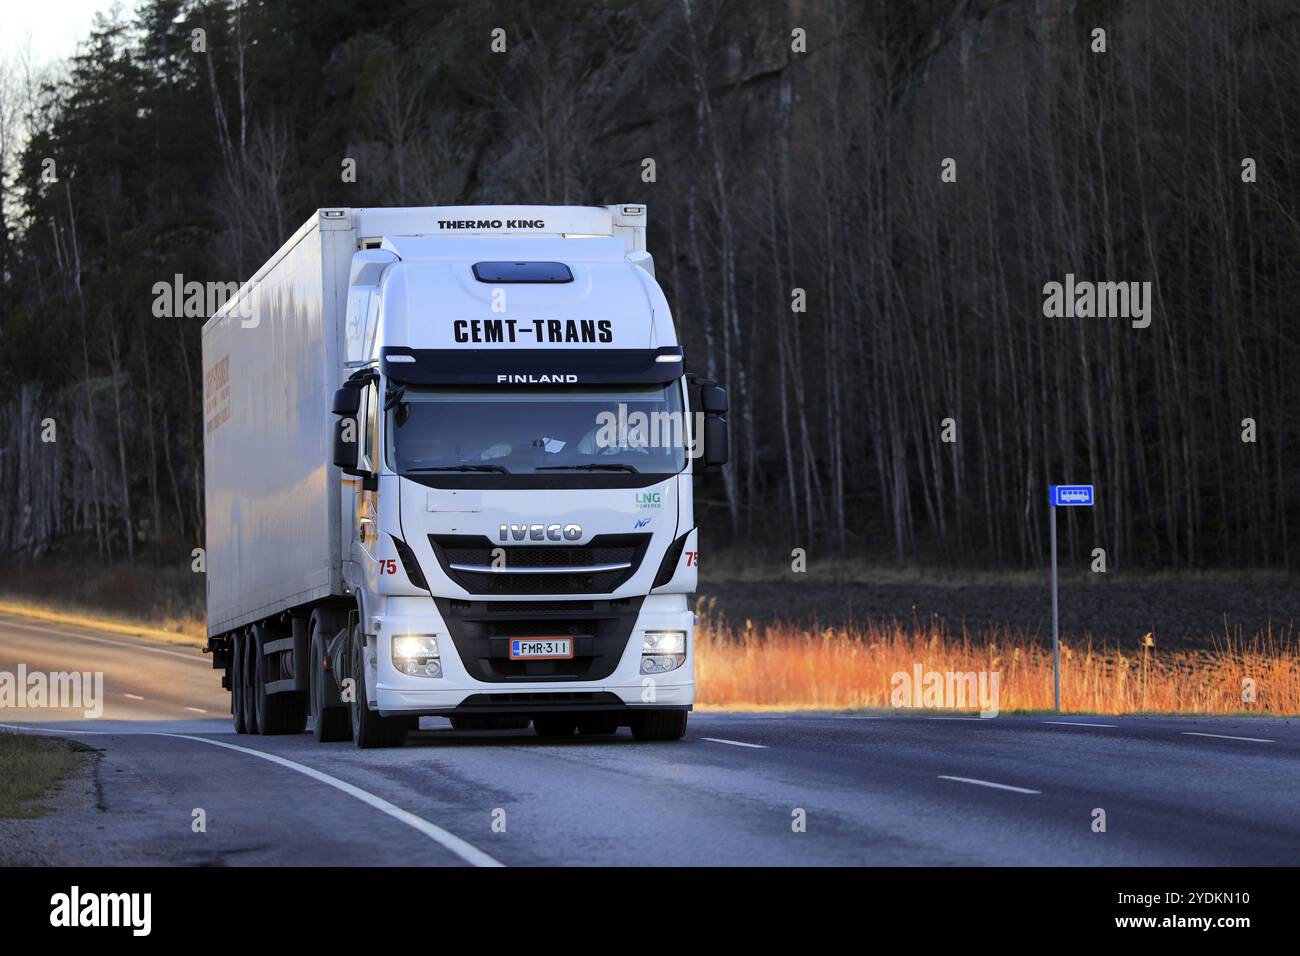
<box><xmin>630</xmin><ymin>710</ymin><xmax>688</xmax><ymax>741</ymax></box>
<box><xmin>240</xmin><ymin>629</ymin><xmax>260</xmax><ymax>735</ymax></box>
<box><xmin>310</xmin><ymin>625</ymin><xmax>351</xmax><ymax>743</ymax></box>
<box><xmin>231</xmin><ymin>632</ymin><xmax>249</xmax><ymax>734</ymax></box>
<box><xmin>253</xmin><ymin>624</ymin><xmax>307</xmax><ymax>736</ymax></box>
<box><xmin>575</xmin><ymin>713</ymin><xmax>620</xmax><ymax>736</ymax></box>
<box><xmin>532</xmin><ymin>714</ymin><xmax>577</xmax><ymax>738</ymax></box>
<box><xmin>349</xmin><ymin>628</ymin><xmax>408</xmax><ymax>749</ymax></box>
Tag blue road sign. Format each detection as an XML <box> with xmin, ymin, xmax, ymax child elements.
<box><xmin>1050</xmin><ymin>484</ymin><xmax>1094</xmax><ymax>507</ymax></box>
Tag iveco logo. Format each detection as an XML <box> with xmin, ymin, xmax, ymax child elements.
<box><xmin>499</xmin><ymin>523</ymin><xmax>582</xmax><ymax>542</ymax></box>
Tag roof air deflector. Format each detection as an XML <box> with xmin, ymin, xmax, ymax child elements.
<box><xmin>471</xmin><ymin>261</ymin><xmax>573</xmax><ymax>284</ymax></box>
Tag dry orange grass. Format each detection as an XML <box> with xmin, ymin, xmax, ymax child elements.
<box><xmin>694</xmin><ymin>600</ymin><xmax>1300</xmax><ymax>715</ymax></box>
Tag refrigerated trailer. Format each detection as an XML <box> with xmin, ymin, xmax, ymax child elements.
<box><xmin>201</xmin><ymin>205</ymin><xmax>727</xmax><ymax>747</ymax></box>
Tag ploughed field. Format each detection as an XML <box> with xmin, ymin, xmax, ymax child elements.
<box><xmin>699</xmin><ymin>573</ymin><xmax>1299</xmax><ymax>653</ymax></box>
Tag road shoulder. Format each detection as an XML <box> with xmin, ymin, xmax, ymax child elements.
<box><xmin>0</xmin><ymin>738</ymin><xmax>105</xmax><ymax>866</ymax></box>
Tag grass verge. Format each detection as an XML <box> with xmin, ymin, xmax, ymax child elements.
<box><xmin>0</xmin><ymin>731</ymin><xmax>95</xmax><ymax>819</ymax></box>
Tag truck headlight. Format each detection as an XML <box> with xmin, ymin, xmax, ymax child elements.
<box><xmin>641</xmin><ymin>630</ymin><xmax>686</xmax><ymax>673</ymax></box>
<box><xmin>392</xmin><ymin>635</ymin><xmax>441</xmax><ymax>678</ymax></box>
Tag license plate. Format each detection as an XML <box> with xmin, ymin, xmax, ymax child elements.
<box><xmin>509</xmin><ymin>638</ymin><xmax>573</xmax><ymax>660</ymax></box>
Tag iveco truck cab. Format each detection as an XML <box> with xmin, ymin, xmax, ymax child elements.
<box><xmin>201</xmin><ymin>204</ymin><xmax>728</xmax><ymax>747</ymax></box>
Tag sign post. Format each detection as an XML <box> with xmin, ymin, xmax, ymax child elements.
<box><xmin>1048</xmin><ymin>485</ymin><xmax>1094</xmax><ymax>712</ymax></box>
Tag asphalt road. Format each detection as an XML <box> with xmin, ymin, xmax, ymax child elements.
<box><xmin>1</xmin><ymin>611</ymin><xmax>1298</xmax><ymax>866</ymax></box>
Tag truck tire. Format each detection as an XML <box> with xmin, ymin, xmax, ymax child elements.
<box><xmin>253</xmin><ymin>624</ymin><xmax>307</xmax><ymax>736</ymax></box>
<box><xmin>575</xmin><ymin>713</ymin><xmax>620</xmax><ymax>736</ymax></box>
<box><xmin>532</xmin><ymin>714</ymin><xmax>577</xmax><ymax>738</ymax></box>
<box><xmin>310</xmin><ymin>625</ymin><xmax>351</xmax><ymax>743</ymax></box>
<box><xmin>349</xmin><ymin>628</ymin><xmax>408</xmax><ymax>749</ymax></box>
<box><xmin>240</xmin><ymin>630</ymin><xmax>260</xmax><ymax>735</ymax></box>
<box><xmin>231</xmin><ymin>632</ymin><xmax>249</xmax><ymax>734</ymax></box>
<box><xmin>630</xmin><ymin>710</ymin><xmax>688</xmax><ymax>741</ymax></box>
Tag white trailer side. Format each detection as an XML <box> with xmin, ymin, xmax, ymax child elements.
<box><xmin>201</xmin><ymin>213</ymin><xmax>353</xmax><ymax>636</ymax></box>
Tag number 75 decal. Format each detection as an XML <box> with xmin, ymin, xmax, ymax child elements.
<box><xmin>685</xmin><ymin>551</ymin><xmax>698</xmax><ymax>567</ymax></box>
<box><xmin>380</xmin><ymin>559</ymin><xmax>398</xmax><ymax>575</ymax></box>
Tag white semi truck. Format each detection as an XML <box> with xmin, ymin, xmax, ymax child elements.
<box><xmin>201</xmin><ymin>205</ymin><xmax>727</xmax><ymax>747</ymax></box>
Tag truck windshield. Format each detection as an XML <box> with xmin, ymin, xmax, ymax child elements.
<box><xmin>387</xmin><ymin>382</ymin><xmax>690</xmax><ymax>476</ymax></box>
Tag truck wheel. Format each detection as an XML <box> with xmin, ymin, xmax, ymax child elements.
<box><xmin>630</xmin><ymin>710</ymin><xmax>688</xmax><ymax>741</ymax></box>
<box><xmin>231</xmin><ymin>632</ymin><xmax>249</xmax><ymax>734</ymax></box>
<box><xmin>310</xmin><ymin>626</ymin><xmax>351</xmax><ymax>743</ymax></box>
<box><xmin>349</xmin><ymin>628</ymin><xmax>408</xmax><ymax>749</ymax></box>
<box><xmin>253</xmin><ymin>624</ymin><xmax>307</xmax><ymax>736</ymax></box>
<box><xmin>240</xmin><ymin>630</ymin><xmax>260</xmax><ymax>735</ymax></box>
<box><xmin>575</xmin><ymin>713</ymin><xmax>620</xmax><ymax>736</ymax></box>
<box><xmin>532</xmin><ymin>715</ymin><xmax>577</xmax><ymax>738</ymax></box>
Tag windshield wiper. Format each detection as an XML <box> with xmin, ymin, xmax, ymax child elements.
<box><xmin>406</xmin><ymin>464</ymin><xmax>511</xmax><ymax>474</ymax></box>
<box><xmin>535</xmin><ymin>463</ymin><xmax>641</xmax><ymax>473</ymax></box>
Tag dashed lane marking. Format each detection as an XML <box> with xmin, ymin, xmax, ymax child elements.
<box><xmin>938</xmin><ymin>775</ymin><xmax>1040</xmax><ymax>794</ymax></box>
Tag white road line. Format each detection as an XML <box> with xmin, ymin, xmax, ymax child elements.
<box><xmin>0</xmin><ymin>723</ymin><xmax>502</xmax><ymax>868</ymax></box>
<box><xmin>1182</xmin><ymin>731</ymin><xmax>1274</xmax><ymax>744</ymax></box>
<box><xmin>701</xmin><ymin>737</ymin><xmax>769</xmax><ymax>749</ymax></box>
<box><xmin>830</xmin><ymin>715</ymin><xmax>884</xmax><ymax>720</ymax></box>
<box><xmin>0</xmin><ymin>617</ymin><xmax>205</xmax><ymax>663</ymax></box>
<box><xmin>160</xmin><ymin>733</ymin><xmax>502</xmax><ymax>867</ymax></box>
<box><xmin>1042</xmin><ymin>720</ymin><xmax>1118</xmax><ymax>728</ymax></box>
<box><xmin>938</xmin><ymin>775</ymin><xmax>1040</xmax><ymax>794</ymax></box>
<box><xmin>928</xmin><ymin>716</ymin><xmax>987</xmax><ymax>721</ymax></box>
<box><xmin>124</xmin><ymin>694</ymin><xmax>145</xmax><ymax>700</ymax></box>
<box><xmin>184</xmin><ymin>707</ymin><xmax>207</xmax><ymax>714</ymax></box>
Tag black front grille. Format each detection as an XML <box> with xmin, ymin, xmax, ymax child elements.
<box><xmin>429</xmin><ymin>534</ymin><xmax>650</xmax><ymax>594</ymax></box>
<box><xmin>453</xmin><ymin>599</ymin><xmax>598</xmax><ymax>614</ymax></box>
<box><xmin>459</xmin><ymin>691</ymin><xmax>624</xmax><ymax>709</ymax></box>
<box><xmin>434</xmin><ymin>597</ymin><xmax>644</xmax><ymax>682</ymax></box>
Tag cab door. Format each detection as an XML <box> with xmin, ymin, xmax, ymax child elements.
<box><xmin>352</xmin><ymin>379</ymin><xmax>382</xmax><ymax>576</ymax></box>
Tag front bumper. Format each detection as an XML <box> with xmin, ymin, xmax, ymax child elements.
<box><xmin>370</xmin><ymin>597</ymin><xmax>695</xmax><ymax>715</ymax></box>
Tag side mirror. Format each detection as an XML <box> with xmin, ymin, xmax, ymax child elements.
<box><xmin>331</xmin><ymin>384</ymin><xmax>364</xmax><ymax>474</ymax></box>
<box><xmin>690</xmin><ymin>380</ymin><xmax>728</xmax><ymax>470</ymax></box>
<box><xmin>703</xmin><ymin>415</ymin><xmax>728</xmax><ymax>468</ymax></box>
<box><xmin>333</xmin><ymin>417</ymin><xmax>362</xmax><ymax>472</ymax></box>
<box><xmin>332</xmin><ymin>384</ymin><xmax>361</xmax><ymax>415</ymax></box>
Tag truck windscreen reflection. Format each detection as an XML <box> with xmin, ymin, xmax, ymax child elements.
<box><xmin>388</xmin><ymin>383</ymin><xmax>689</xmax><ymax>476</ymax></box>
